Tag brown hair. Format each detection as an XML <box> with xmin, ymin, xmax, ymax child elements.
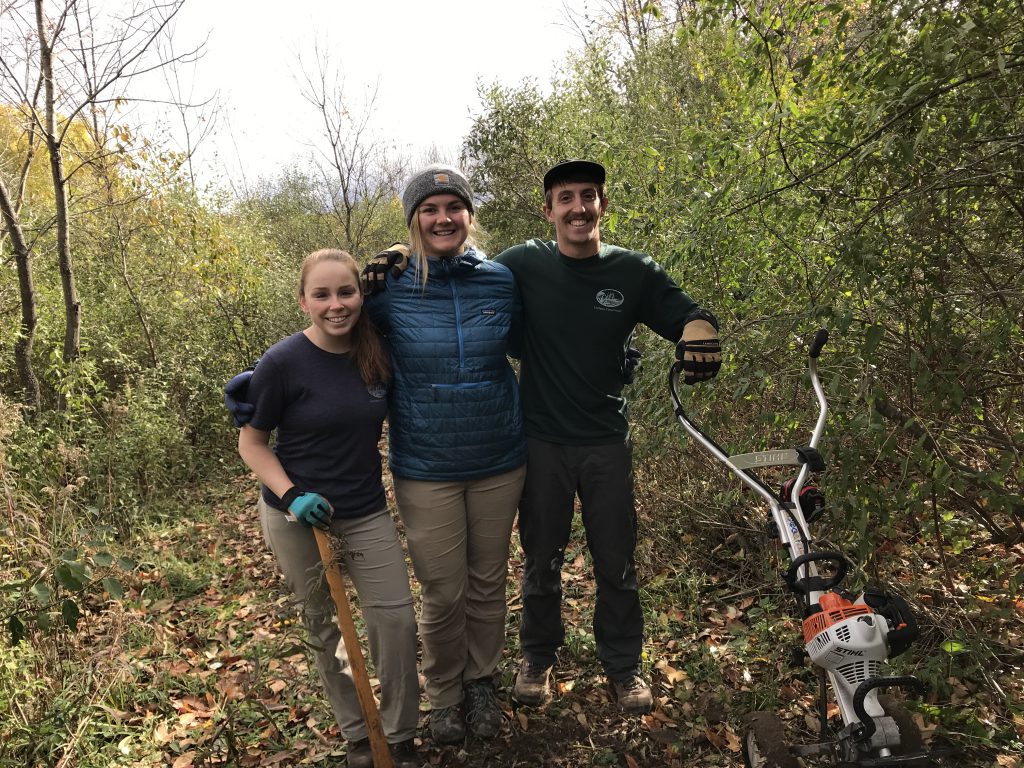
<box><xmin>298</xmin><ymin>249</ymin><xmax>391</xmax><ymax>386</ymax></box>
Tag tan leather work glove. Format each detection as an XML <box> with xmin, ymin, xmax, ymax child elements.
<box><xmin>675</xmin><ymin>314</ymin><xmax>722</xmax><ymax>385</ymax></box>
<box><xmin>360</xmin><ymin>243</ymin><xmax>411</xmax><ymax>295</ymax></box>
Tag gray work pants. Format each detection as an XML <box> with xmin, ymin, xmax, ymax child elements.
<box><xmin>259</xmin><ymin>499</ymin><xmax>419</xmax><ymax>743</ymax></box>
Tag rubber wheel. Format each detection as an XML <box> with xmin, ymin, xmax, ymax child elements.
<box><xmin>742</xmin><ymin>711</ymin><xmax>799</xmax><ymax>768</ymax></box>
<box><xmin>878</xmin><ymin>694</ymin><xmax>923</xmax><ymax>754</ymax></box>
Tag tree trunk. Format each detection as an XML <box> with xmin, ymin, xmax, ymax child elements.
<box><xmin>0</xmin><ymin>177</ymin><xmax>41</xmax><ymax>414</ymax></box>
<box><xmin>36</xmin><ymin>0</ymin><xmax>81</xmax><ymax>365</ymax></box>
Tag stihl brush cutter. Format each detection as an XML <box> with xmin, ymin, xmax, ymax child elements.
<box><xmin>670</xmin><ymin>329</ymin><xmax>950</xmax><ymax>767</ymax></box>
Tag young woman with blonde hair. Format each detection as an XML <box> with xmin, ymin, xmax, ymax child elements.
<box><xmin>364</xmin><ymin>165</ymin><xmax>526</xmax><ymax>745</ymax></box>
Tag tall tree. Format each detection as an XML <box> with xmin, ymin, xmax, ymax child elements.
<box><xmin>34</xmin><ymin>0</ymin><xmax>80</xmax><ymax>363</ymax></box>
<box><xmin>0</xmin><ymin>86</ymin><xmax>43</xmax><ymax>413</ymax></box>
<box><xmin>1</xmin><ymin>0</ymin><xmax>193</xmax><ymax>405</ymax></box>
<box><xmin>0</xmin><ymin>173</ymin><xmax>40</xmax><ymax>412</ymax></box>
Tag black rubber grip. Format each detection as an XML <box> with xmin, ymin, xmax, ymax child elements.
<box><xmin>852</xmin><ymin>676</ymin><xmax>928</xmax><ymax>742</ymax></box>
<box><xmin>784</xmin><ymin>551</ymin><xmax>848</xmax><ymax>595</ymax></box>
<box><xmin>809</xmin><ymin>329</ymin><xmax>829</xmax><ymax>358</ymax></box>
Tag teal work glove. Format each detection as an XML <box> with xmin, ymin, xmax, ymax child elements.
<box><xmin>281</xmin><ymin>488</ymin><xmax>333</xmax><ymax>530</ymax></box>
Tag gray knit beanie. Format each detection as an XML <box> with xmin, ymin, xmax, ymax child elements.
<box><xmin>401</xmin><ymin>164</ymin><xmax>474</xmax><ymax>224</ymax></box>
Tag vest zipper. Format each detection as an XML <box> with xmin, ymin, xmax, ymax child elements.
<box><xmin>447</xmin><ymin>263</ymin><xmax>466</xmax><ymax>369</ymax></box>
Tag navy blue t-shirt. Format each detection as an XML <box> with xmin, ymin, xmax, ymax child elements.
<box><xmin>248</xmin><ymin>332</ymin><xmax>389</xmax><ymax>519</ymax></box>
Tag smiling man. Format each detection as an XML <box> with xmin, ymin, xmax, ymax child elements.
<box><xmin>493</xmin><ymin>159</ymin><xmax>722</xmax><ymax>715</ymax></box>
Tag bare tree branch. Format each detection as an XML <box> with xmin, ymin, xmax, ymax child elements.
<box><xmin>297</xmin><ymin>40</ymin><xmax>406</xmax><ymax>257</ymax></box>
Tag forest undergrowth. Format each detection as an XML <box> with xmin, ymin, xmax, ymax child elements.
<box><xmin>1</xmin><ymin>462</ymin><xmax>1020</xmax><ymax>768</ymax></box>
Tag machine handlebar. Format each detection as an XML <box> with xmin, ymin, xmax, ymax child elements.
<box><xmin>809</xmin><ymin>328</ymin><xmax>829</xmax><ymax>359</ymax></box>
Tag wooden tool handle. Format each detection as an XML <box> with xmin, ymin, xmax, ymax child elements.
<box><xmin>314</xmin><ymin>527</ymin><xmax>394</xmax><ymax>768</ymax></box>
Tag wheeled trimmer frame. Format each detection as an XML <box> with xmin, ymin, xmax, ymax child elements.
<box><xmin>670</xmin><ymin>330</ymin><xmax>948</xmax><ymax>767</ymax></box>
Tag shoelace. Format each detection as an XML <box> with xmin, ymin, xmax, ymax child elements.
<box><xmin>432</xmin><ymin>704</ymin><xmax>460</xmax><ymax>721</ymax></box>
<box><xmin>619</xmin><ymin>676</ymin><xmax>644</xmax><ymax>691</ymax></box>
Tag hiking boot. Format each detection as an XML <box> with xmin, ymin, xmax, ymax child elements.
<box><xmin>513</xmin><ymin>658</ymin><xmax>552</xmax><ymax>705</ymax></box>
<box><xmin>345</xmin><ymin>737</ymin><xmax>372</xmax><ymax>768</ymax></box>
<box><xmin>429</xmin><ymin>703</ymin><xmax>465</xmax><ymax>744</ymax></box>
<box><xmin>389</xmin><ymin>738</ymin><xmax>421</xmax><ymax>768</ymax></box>
<box><xmin>610</xmin><ymin>673</ymin><xmax>654</xmax><ymax>714</ymax></box>
<box><xmin>464</xmin><ymin>678</ymin><xmax>503</xmax><ymax>739</ymax></box>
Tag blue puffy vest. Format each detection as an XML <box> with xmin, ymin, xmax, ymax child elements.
<box><xmin>366</xmin><ymin>248</ymin><xmax>527</xmax><ymax>480</ymax></box>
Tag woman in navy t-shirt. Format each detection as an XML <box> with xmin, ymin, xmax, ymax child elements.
<box><xmin>237</xmin><ymin>249</ymin><xmax>419</xmax><ymax>768</ymax></box>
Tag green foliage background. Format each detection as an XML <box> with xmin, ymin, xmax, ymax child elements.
<box><xmin>467</xmin><ymin>0</ymin><xmax>1023</xmax><ymax>551</ymax></box>
<box><xmin>1</xmin><ymin>0</ymin><xmax>1022</xmax><ymax>764</ymax></box>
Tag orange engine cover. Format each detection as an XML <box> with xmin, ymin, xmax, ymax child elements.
<box><xmin>802</xmin><ymin>592</ymin><xmax>874</xmax><ymax>644</ymax></box>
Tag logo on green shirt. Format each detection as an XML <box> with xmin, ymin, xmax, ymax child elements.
<box><xmin>596</xmin><ymin>289</ymin><xmax>624</xmax><ymax>308</ymax></box>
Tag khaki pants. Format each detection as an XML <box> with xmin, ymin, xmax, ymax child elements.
<box><xmin>394</xmin><ymin>465</ymin><xmax>526</xmax><ymax>708</ymax></box>
<box><xmin>259</xmin><ymin>499</ymin><xmax>419</xmax><ymax>742</ymax></box>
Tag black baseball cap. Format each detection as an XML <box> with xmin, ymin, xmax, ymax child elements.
<box><xmin>543</xmin><ymin>159</ymin><xmax>606</xmax><ymax>192</ymax></box>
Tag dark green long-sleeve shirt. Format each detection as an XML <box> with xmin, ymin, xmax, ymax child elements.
<box><xmin>495</xmin><ymin>239</ymin><xmax>699</xmax><ymax>444</ymax></box>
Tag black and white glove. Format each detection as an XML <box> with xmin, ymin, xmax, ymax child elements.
<box><xmin>623</xmin><ymin>346</ymin><xmax>642</xmax><ymax>384</ymax></box>
<box><xmin>675</xmin><ymin>310</ymin><xmax>722</xmax><ymax>385</ymax></box>
<box><xmin>360</xmin><ymin>243</ymin><xmax>411</xmax><ymax>295</ymax></box>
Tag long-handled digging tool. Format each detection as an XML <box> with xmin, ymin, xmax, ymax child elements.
<box><xmin>313</xmin><ymin>527</ymin><xmax>394</xmax><ymax>768</ymax></box>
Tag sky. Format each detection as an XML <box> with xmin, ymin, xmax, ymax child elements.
<box><xmin>125</xmin><ymin>0</ymin><xmax>595</xmax><ymax>191</ymax></box>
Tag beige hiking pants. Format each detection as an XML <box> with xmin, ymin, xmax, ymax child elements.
<box><xmin>394</xmin><ymin>464</ymin><xmax>526</xmax><ymax>708</ymax></box>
